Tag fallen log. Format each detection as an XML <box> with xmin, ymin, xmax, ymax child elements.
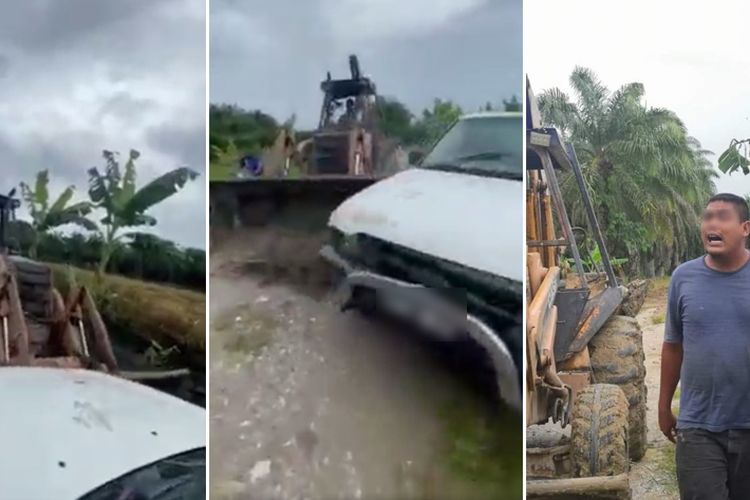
<box><xmin>527</xmin><ymin>473</ymin><xmax>630</xmax><ymax>499</ymax></box>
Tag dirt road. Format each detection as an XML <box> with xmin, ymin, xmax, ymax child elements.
<box><xmin>209</xmin><ymin>234</ymin><xmax>522</xmax><ymax>499</ymax></box>
<box><xmin>630</xmin><ymin>278</ymin><xmax>678</xmax><ymax>498</ymax></box>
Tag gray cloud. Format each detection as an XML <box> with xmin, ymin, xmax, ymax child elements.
<box><xmin>210</xmin><ymin>0</ymin><xmax>522</xmax><ymax>128</ymax></box>
<box><xmin>147</xmin><ymin>122</ymin><xmax>207</xmax><ymax>171</ymax></box>
<box><xmin>526</xmin><ymin>0</ymin><xmax>750</xmax><ymax>201</ymax></box>
<box><xmin>0</xmin><ymin>0</ymin><xmax>205</xmax><ymax>249</ymax></box>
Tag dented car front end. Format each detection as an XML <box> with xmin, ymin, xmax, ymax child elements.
<box><xmin>321</xmin><ymin>112</ymin><xmax>524</xmax><ymax>410</ymax></box>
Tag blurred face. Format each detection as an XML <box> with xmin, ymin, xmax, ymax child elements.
<box><xmin>700</xmin><ymin>201</ymin><xmax>750</xmax><ymax>257</ymax></box>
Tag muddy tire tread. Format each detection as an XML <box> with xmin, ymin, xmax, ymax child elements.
<box><xmin>589</xmin><ymin>315</ymin><xmax>648</xmax><ymax>461</ymax></box>
<box><xmin>570</xmin><ymin>383</ymin><xmax>629</xmax><ymax>477</ymax></box>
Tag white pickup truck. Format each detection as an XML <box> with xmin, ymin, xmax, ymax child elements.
<box><xmin>321</xmin><ymin>112</ymin><xmax>523</xmax><ymax>410</ymax></box>
<box><xmin>1</xmin><ymin>367</ymin><xmax>205</xmax><ymax>499</ymax></box>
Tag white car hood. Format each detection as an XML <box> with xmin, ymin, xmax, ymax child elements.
<box><xmin>329</xmin><ymin>168</ymin><xmax>523</xmax><ymax>282</ymax></box>
<box><xmin>0</xmin><ymin>367</ymin><xmax>205</xmax><ymax>499</ymax></box>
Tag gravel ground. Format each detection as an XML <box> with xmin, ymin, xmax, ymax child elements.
<box><xmin>209</xmin><ymin>234</ymin><xmax>522</xmax><ymax>499</ymax></box>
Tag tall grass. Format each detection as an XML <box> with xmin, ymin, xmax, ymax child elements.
<box><xmin>49</xmin><ymin>264</ymin><xmax>205</xmax><ymax>355</ymax></box>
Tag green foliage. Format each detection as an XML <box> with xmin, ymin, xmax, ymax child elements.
<box><xmin>19</xmin><ymin>170</ymin><xmax>95</xmax><ymax>258</ymax></box>
<box><xmin>376</xmin><ymin>96</ymin><xmax>423</xmax><ymax>144</ymax></box>
<box><xmin>209</xmin><ymin>95</ymin><xmax>520</xmax><ymax>179</ymax></box>
<box><xmin>209</xmin><ymin>104</ymin><xmax>279</xmax><ymax>155</ymax></box>
<box><xmin>718</xmin><ymin>139</ymin><xmax>750</xmax><ymax>175</ymax></box>
<box><xmin>477</xmin><ymin>96</ymin><xmax>521</xmax><ymax>113</ymax></box>
<box><xmin>503</xmin><ymin>95</ymin><xmax>521</xmax><ymax>112</ymax></box>
<box><xmin>209</xmin><ymin>105</ymin><xmax>284</xmax><ymax>180</ymax></box>
<box><xmin>209</xmin><ymin>104</ymin><xmax>279</xmax><ymax>158</ymax></box>
<box><xmin>209</xmin><ymin>140</ymin><xmax>241</xmax><ymax>181</ymax></box>
<box><xmin>569</xmin><ymin>243</ymin><xmax>628</xmax><ymax>274</ymax></box>
<box><xmin>376</xmin><ymin>96</ymin><xmax>466</xmax><ymax>146</ymax></box>
<box><xmin>87</xmin><ymin>149</ymin><xmax>199</xmax><ymax>274</ymax></box>
<box><xmin>49</xmin><ymin>263</ymin><xmax>205</xmax><ymax>352</ymax></box>
<box><xmin>144</xmin><ymin>340</ymin><xmax>182</xmax><ymax>368</ymax></box>
<box><xmin>539</xmin><ymin>67</ymin><xmax>716</xmax><ymax>275</ymax></box>
<box><xmin>6</xmin><ymin>221</ymin><xmax>204</xmax><ymax>291</ymax></box>
<box><xmin>419</xmin><ymin>98</ymin><xmax>463</xmax><ymax>146</ymax></box>
<box><xmin>439</xmin><ymin>398</ymin><xmax>522</xmax><ymax>499</ymax></box>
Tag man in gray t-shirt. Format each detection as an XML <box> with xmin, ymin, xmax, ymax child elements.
<box><xmin>660</xmin><ymin>193</ymin><xmax>750</xmax><ymax>500</ymax></box>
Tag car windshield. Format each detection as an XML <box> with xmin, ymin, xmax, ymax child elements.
<box><xmin>419</xmin><ymin>115</ymin><xmax>522</xmax><ymax>179</ymax></box>
<box><xmin>78</xmin><ymin>448</ymin><xmax>205</xmax><ymax>500</ymax></box>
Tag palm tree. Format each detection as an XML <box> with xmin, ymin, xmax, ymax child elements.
<box><xmin>87</xmin><ymin>149</ymin><xmax>198</xmax><ymax>275</ymax></box>
<box><xmin>538</xmin><ymin>67</ymin><xmax>716</xmax><ymax>276</ymax></box>
<box><xmin>19</xmin><ymin>170</ymin><xmax>96</xmax><ymax>258</ymax></box>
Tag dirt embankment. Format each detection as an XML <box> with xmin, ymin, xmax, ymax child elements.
<box><xmin>41</xmin><ymin>263</ymin><xmax>207</xmax><ymax>405</ymax></box>
<box><xmin>49</xmin><ymin>264</ymin><xmax>206</xmax><ymax>356</ymax></box>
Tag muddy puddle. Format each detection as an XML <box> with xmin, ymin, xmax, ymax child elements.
<box><xmin>209</xmin><ymin>247</ymin><xmax>522</xmax><ymax>499</ymax></box>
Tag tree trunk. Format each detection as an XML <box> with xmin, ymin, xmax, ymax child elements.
<box><xmin>98</xmin><ymin>244</ymin><xmax>113</xmax><ymax>276</ymax></box>
<box><xmin>29</xmin><ymin>235</ymin><xmax>38</xmax><ymax>260</ymax></box>
<box><xmin>98</xmin><ymin>227</ymin><xmax>116</xmax><ymax>277</ymax></box>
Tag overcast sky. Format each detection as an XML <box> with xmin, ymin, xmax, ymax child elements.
<box><xmin>0</xmin><ymin>0</ymin><xmax>206</xmax><ymax>249</ymax></box>
<box><xmin>210</xmin><ymin>0</ymin><xmax>522</xmax><ymax>128</ymax></box>
<box><xmin>526</xmin><ymin>0</ymin><xmax>750</xmax><ymax>198</ymax></box>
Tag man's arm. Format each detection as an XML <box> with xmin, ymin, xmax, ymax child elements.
<box><xmin>659</xmin><ymin>342</ymin><xmax>682</xmax><ymax>442</ymax></box>
<box><xmin>659</xmin><ymin>275</ymin><xmax>683</xmax><ymax>442</ymax></box>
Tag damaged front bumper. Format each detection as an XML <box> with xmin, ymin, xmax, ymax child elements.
<box><xmin>320</xmin><ymin>244</ymin><xmax>522</xmax><ymax>411</ymax></box>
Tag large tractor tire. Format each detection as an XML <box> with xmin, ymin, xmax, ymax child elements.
<box><xmin>589</xmin><ymin>315</ymin><xmax>648</xmax><ymax>461</ymax></box>
<box><xmin>570</xmin><ymin>384</ymin><xmax>629</xmax><ymax>477</ymax></box>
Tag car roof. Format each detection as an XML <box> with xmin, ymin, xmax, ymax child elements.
<box><xmin>0</xmin><ymin>367</ymin><xmax>205</xmax><ymax>499</ymax></box>
<box><xmin>461</xmin><ymin>111</ymin><xmax>522</xmax><ymax>120</ymax></box>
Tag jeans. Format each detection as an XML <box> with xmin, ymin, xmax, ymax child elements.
<box><xmin>676</xmin><ymin>428</ymin><xmax>750</xmax><ymax>500</ymax></box>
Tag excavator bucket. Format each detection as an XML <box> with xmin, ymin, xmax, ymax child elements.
<box><xmin>210</xmin><ymin>55</ymin><xmax>408</xmax><ymax>283</ymax></box>
<box><xmin>210</xmin><ymin>175</ymin><xmax>380</xmax><ymax>286</ymax></box>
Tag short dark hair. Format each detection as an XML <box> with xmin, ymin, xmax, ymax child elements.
<box><xmin>707</xmin><ymin>193</ymin><xmax>750</xmax><ymax>222</ymax></box>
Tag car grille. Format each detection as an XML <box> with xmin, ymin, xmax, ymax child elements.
<box><xmin>331</xmin><ymin>229</ymin><xmax>522</xmax><ymax>321</ymax></box>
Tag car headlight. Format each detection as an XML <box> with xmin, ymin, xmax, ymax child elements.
<box><xmin>340</xmin><ymin>232</ymin><xmax>360</xmax><ymax>257</ymax></box>
<box><xmin>330</xmin><ymin>228</ymin><xmax>359</xmax><ymax>257</ymax></box>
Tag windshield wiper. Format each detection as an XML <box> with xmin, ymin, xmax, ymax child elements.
<box><xmin>458</xmin><ymin>168</ymin><xmax>521</xmax><ymax>181</ymax></box>
<box><xmin>454</xmin><ymin>151</ymin><xmax>509</xmax><ymax>161</ymax></box>
<box><xmin>419</xmin><ymin>162</ymin><xmax>522</xmax><ymax>181</ymax></box>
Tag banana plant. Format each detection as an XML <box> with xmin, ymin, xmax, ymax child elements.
<box><xmin>87</xmin><ymin>149</ymin><xmax>199</xmax><ymax>275</ymax></box>
<box><xmin>20</xmin><ymin>170</ymin><xmax>96</xmax><ymax>258</ymax></box>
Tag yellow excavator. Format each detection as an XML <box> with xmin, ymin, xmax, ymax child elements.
<box><xmin>257</xmin><ymin>54</ymin><xmax>405</xmax><ymax>180</ymax></box>
<box><xmin>525</xmin><ymin>78</ymin><xmax>646</xmax><ymax>499</ymax></box>
<box><xmin>210</xmin><ymin>55</ymin><xmax>406</xmax><ymax>283</ymax></box>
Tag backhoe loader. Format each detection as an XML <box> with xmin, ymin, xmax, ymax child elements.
<box><xmin>526</xmin><ymin>78</ymin><xmax>647</xmax><ymax>500</ymax></box>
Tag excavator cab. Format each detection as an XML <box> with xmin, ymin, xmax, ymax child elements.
<box><xmin>318</xmin><ymin>54</ymin><xmax>378</xmax><ymax>130</ymax></box>
<box><xmin>310</xmin><ymin>55</ymin><xmax>379</xmax><ymax>176</ymax></box>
